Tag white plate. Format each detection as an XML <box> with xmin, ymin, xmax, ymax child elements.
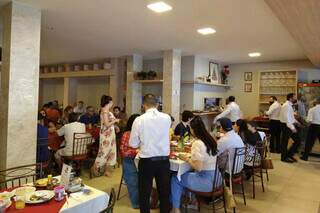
<box><xmin>13</xmin><ymin>186</ymin><xmax>36</xmax><ymax>197</ymax></box>
<box><xmin>0</xmin><ymin>191</ymin><xmax>15</xmax><ymax>200</ymax></box>
<box><xmin>25</xmin><ymin>190</ymin><xmax>55</xmax><ymax>204</ymax></box>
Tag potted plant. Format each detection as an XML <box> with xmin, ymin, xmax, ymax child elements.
<box><xmin>137</xmin><ymin>71</ymin><xmax>147</xmax><ymax>80</ymax></box>
<box><xmin>147</xmin><ymin>70</ymin><xmax>157</xmax><ymax>80</ymax></box>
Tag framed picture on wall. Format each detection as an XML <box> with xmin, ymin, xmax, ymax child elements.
<box><xmin>209</xmin><ymin>62</ymin><xmax>220</xmax><ymax>84</ymax></box>
<box><xmin>244</xmin><ymin>83</ymin><xmax>252</xmax><ymax>92</ymax></box>
<box><xmin>244</xmin><ymin>72</ymin><xmax>252</xmax><ymax>81</ymax></box>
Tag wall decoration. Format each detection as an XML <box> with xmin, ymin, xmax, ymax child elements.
<box><xmin>244</xmin><ymin>83</ymin><xmax>252</xmax><ymax>92</ymax></box>
<box><xmin>209</xmin><ymin>62</ymin><xmax>220</xmax><ymax>84</ymax></box>
<box><xmin>244</xmin><ymin>72</ymin><xmax>253</xmax><ymax>81</ymax></box>
<box><xmin>221</xmin><ymin>65</ymin><xmax>230</xmax><ymax>85</ymax></box>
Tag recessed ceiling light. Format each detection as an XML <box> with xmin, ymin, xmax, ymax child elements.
<box><xmin>147</xmin><ymin>2</ymin><xmax>172</xmax><ymax>13</ymax></box>
<box><xmin>248</xmin><ymin>52</ymin><xmax>261</xmax><ymax>57</ymax></box>
<box><xmin>197</xmin><ymin>27</ymin><xmax>216</xmax><ymax>35</ymax></box>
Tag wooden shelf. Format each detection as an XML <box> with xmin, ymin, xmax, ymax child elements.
<box><xmin>40</xmin><ymin>70</ymin><xmax>113</xmax><ymax>79</ymax></box>
<box><xmin>181</xmin><ymin>80</ymin><xmax>230</xmax><ymax>88</ymax></box>
<box><xmin>133</xmin><ymin>79</ymin><xmax>163</xmax><ymax>83</ymax></box>
<box><xmin>259</xmin><ymin>102</ymin><xmax>270</xmax><ymax>104</ymax></box>
<box><xmin>260</xmin><ymin>93</ymin><xmax>288</xmax><ymax>95</ymax></box>
<box><xmin>260</xmin><ymin>85</ymin><xmax>296</xmax><ymax>87</ymax></box>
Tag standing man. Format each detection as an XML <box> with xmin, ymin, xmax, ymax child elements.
<box><xmin>129</xmin><ymin>94</ymin><xmax>171</xmax><ymax>213</ymax></box>
<box><xmin>214</xmin><ymin>96</ymin><xmax>242</xmax><ymax>124</ymax></box>
<box><xmin>279</xmin><ymin>93</ymin><xmax>301</xmax><ymax>163</ymax></box>
<box><xmin>300</xmin><ymin>97</ymin><xmax>320</xmax><ymax>161</ymax></box>
<box><xmin>265</xmin><ymin>96</ymin><xmax>282</xmax><ymax>153</ymax></box>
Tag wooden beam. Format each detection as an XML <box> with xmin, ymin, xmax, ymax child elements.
<box><xmin>265</xmin><ymin>0</ymin><xmax>320</xmax><ymax>67</ymax></box>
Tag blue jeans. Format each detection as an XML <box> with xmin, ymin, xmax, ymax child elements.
<box><xmin>171</xmin><ymin>170</ymin><xmax>215</xmax><ymax>208</ymax></box>
<box><xmin>123</xmin><ymin>157</ymin><xmax>139</xmax><ymax>208</ymax></box>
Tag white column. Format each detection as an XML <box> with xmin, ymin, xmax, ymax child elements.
<box><xmin>162</xmin><ymin>49</ymin><xmax>181</xmax><ymax>123</ymax></box>
<box><xmin>126</xmin><ymin>54</ymin><xmax>143</xmax><ymax>115</ymax></box>
<box><xmin>109</xmin><ymin>58</ymin><xmax>121</xmax><ymax>107</ymax></box>
<box><xmin>0</xmin><ymin>2</ymin><xmax>41</xmax><ymax>169</ymax></box>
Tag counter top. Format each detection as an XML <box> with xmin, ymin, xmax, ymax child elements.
<box><xmin>193</xmin><ymin>111</ymin><xmax>220</xmax><ymax>116</ymax></box>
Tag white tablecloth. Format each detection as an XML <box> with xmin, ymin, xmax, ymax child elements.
<box><xmin>52</xmin><ymin>176</ymin><xmax>109</xmax><ymax>213</ymax></box>
<box><xmin>134</xmin><ymin>157</ymin><xmax>192</xmax><ymax>181</ymax></box>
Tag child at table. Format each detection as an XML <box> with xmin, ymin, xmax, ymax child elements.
<box><xmin>119</xmin><ymin>114</ymin><xmax>140</xmax><ymax>209</ymax></box>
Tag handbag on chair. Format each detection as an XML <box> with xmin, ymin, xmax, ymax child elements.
<box><xmin>261</xmin><ymin>144</ymin><xmax>274</xmax><ymax>170</ymax></box>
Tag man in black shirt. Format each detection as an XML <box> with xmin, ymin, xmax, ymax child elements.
<box><xmin>174</xmin><ymin>110</ymin><xmax>194</xmax><ymax>137</ymax></box>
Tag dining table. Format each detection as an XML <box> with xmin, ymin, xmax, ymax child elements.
<box><xmin>2</xmin><ymin>176</ymin><xmax>109</xmax><ymax>213</ymax></box>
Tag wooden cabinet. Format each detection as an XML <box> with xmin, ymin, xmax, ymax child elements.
<box><xmin>258</xmin><ymin>70</ymin><xmax>297</xmax><ymax>113</ymax></box>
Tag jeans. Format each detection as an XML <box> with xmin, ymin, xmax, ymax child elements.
<box><xmin>171</xmin><ymin>170</ymin><xmax>215</xmax><ymax>208</ymax></box>
<box><xmin>123</xmin><ymin>157</ymin><xmax>139</xmax><ymax>208</ymax></box>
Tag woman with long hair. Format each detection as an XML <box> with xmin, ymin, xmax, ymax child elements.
<box><xmin>171</xmin><ymin>116</ymin><xmax>218</xmax><ymax>213</ymax></box>
<box><xmin>119</xmin><ymin>114</ymin><xmax>140</xmax><ymax>209</ymax></box>
<box><xmin>91</xmin><ymin>95</ymin><xmax>120</xmax><ymax>177</ymax></box>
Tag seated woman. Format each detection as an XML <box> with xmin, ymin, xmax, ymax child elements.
<box><xmin>171</xmin><ymin>116</ymin><xmax>218</xmax><ymax>213</ymax></box>
<box><xmin>119</xmin><ymin>114</ymin><xmax>140</xmax><ymax>209</ymax></box>
<box><xmin>234</xmin><ymin>119</ymin><xmax>249</xmax><ymax>142</ymax></box>
<box><xmin>243</xmin><ymin>121</ymin><xmax>262</xmax><ymax>179</ymax></box>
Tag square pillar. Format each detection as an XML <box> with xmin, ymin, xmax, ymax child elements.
<box><xmin>163</xmin><ymin>49</ymin><xmax>181</xmax><ymax>123</ymax></box>
<box><xmin>63</xmin><ymin>77</ymin><xmax>77</xmax><ymax>107</ymax></box>
<box><xmin>126</xmin><ymin>54</ymin><xmax>142</xmax><ymax>115</ymax></box>
<box><xmin>0</xmin><ymin>2</ymin><xmax>41</xmax><ymax>169</ymax></box>
<box><xmin>109</xmin><ymin>58</ymin><xmax>122</xmax><ymax>107</ymax></box>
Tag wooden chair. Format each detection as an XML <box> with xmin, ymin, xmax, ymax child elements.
<box><xmin>263</xmin><ymin>135</ymin><xmax>271</xmax><ymax>181</ymax></box>
<box><xmin>0</xmin><ymin>163</ymin><xmax>44</xmax><ymax>190</ymax></box>
<box><xmin>117</xmin><ymin>172</ymin><xmax>127</xmax><ymax>200</ymax></box>
<box><xmin>184</xmin><ymin>160</ymin><xmax>227</xmax><ymax>213</ymax></box>
<box><xmin>250</xmin><ymin>142</ymin><xmax>265</xmax><ymax>199</ymax></box>
<box><xmin>62</xmin><ymin>133</ymin><xmax>93</xmax><ymax>175</ymax></box>
<box><xmin>227</xmin><ymin>147</ymin><xmax>247</xmax><ymax>205</ymax></box>
<box><xmin>100</xmin><ymin>188</ymin><xmax>116</xmax><ymax>213</ymax></box>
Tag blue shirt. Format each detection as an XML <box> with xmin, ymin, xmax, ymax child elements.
<box><xmin>79</xmin><ymin>114</ymin><xmax>100</xmax><ymax>125</ymax></box>
<box><xmin>37</xmin><ymin>124</ymin><xmax>49</xmax><ymax>163</ymax></box>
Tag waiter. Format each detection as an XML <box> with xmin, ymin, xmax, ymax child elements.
<box><xmin>279</xmin><ymin>93</ymin><xmax>301</xmax><ymax>163</ymax></box>
<box><xmin>265</xmin><ymin>96</ymin><xmax>282</xmax><ymax>153</ymax></box>
<box><xmin>214</xmin><ymin>95</ymin><xmax>242</xmax><ymax>124</ymax></box>
<box><xmin>300</xmin><ymin>97</ymin><xmax>320</xmax><ymax>161</ymax></box>
<box><xmin>129</xmin><ymin>94</ymin><xmax>171</xmax><ymax>213</ymax></box>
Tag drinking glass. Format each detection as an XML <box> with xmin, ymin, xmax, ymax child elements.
<box><xmin>15</xmin><ymin>196</ymin><xmax>25</xmax><ymax>209</ymax></box>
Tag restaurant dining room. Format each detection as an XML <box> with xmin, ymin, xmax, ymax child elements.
<box><xmin>1</xmin><ymin>0</ymin><xmax>320</xmax><ymax>212</ymax></box>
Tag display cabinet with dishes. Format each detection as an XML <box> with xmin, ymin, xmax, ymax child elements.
<box><xmin>258</xmin><ymin>70</ymin><xmax>297</xmax><ymax>113</ymax></box>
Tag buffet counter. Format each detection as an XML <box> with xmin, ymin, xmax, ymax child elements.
<box><xmin>193</xmin><ymin>111</ymin><xmax>220</xmax><ymax>131</ymax></box>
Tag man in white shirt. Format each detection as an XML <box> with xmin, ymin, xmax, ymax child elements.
<box><xmin>73</xmin><ymin>101</ymin><xmax>86</xmax><ymax>114</ymax></box>
<box><xmin>214</xmin><ymin>96</ymin><xmax>242</xmax><ymax>124</ymax></box>
<box><xmin>279</xmin><ymin>93</ymin><xmax>301</xmax><ymax>163</ymax></box>
<box><xmin>129</xmin><ymin>94</ymin><xmax>171</xmax><ymax>213</ymax></box>
<box><xmin>265</xmin><ymin>96</ymin><xmax>282</xmax><ymax>153</ymax></box>
<box><xmin>301</xmin><ymin>97</ymin><xmax>320</xmax><ymax>161</ymax></box>
<box><xmin>55</xmin><ymin>113</ymin><xmax>86</xmax><ymax>164</ymax></box>
<box><xmin>217</xmin><ymin>118</ymin><xmax>245</xmax><ymax>174</ymax></box>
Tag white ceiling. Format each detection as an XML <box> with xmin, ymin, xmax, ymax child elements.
<box><xmin>0</xmin><ymin>0</ymin><xmax>307</xmax><ymax>65</ymax></box>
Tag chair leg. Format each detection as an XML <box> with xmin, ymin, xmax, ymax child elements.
<box><xmin>266</xmin><ymin>169</ymin><xmax>269</xmax><ymax>182</ymax></box>
<box><xmin>252</xmin><ymin>172</ymin><xmax>255</xmax><ymax>199</ymax></box>
<box><xmin>241</xmin><ymin>180</ymin><xmax>246</xmax><ymax>205</ymax></box>
<box><xmin>222</xmin><ymin>195</ymin><xmax>227</xmax><ymax>213</ymax></box>
<box><xmin>117</xmin><ymin>174</ymin><xmax>124</xmax><ymax>200</ymax></box>
<box><xmin>260</xmin><ymin>170</ymin><xmax>265</xmax><ymax>192</ymax></box>
<box><xmin>196</xmin><ymin>196</ymin><xmax>201</xmax><ymax>212</ymax></box>
<box><xmin>212</xmin><ymin>196</ymin><xmax>215</xmax><ymax>213</ymax></box>
<box><xmin>233</xmin><ymin>207</ymin><xmax>236</xmax><ymax>213</ymax></box>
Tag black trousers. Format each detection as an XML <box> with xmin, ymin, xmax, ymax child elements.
<box><xmin>138</xmin><ymin>157</ymin><xmax>170</xmax><ymax>213</ymax></box>
<box><xmin>269</xmin><ymin>119</ymin><xmax>281</xmax><ymax>152</ymax></box>
<box><xmin>302</xmin><ymin>124</ymin><xmax>320</xmax><ymax>159</ymax></box>
<box><xmin>280</xmin><ymin>123</ymin><xmax>301</xmax><ymax>160</ymax></box>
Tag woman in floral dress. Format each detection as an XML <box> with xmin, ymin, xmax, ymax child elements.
<box><xmin>91</xmin><ymin>95</ymin><xmax>120</xmax><ymax>177</ymax></box>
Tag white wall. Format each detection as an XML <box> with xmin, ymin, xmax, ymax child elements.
<box><xmin>41</xmin><ymin>78</ymin><xmax>64</xmax><ymax>105</ymax></box>
<box><xmin>226</xmin><ymin>59</ymin><xmax>316</xmax><ymax>118</ymax></box>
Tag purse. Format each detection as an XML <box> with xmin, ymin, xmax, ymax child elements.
<box><xmin>261</xmin><ymin>143</ymin><xmax>274</xmax><ymax>170</ymax></box>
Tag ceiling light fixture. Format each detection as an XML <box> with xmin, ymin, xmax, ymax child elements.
<box><xmin>248</xmin><ymin>52</ymin><xmax>261</xmax><ymax>57</ymax></box>
<box><xmin>147</xmin><ymin>2</ymin><xmax>172</xmax><ymax>13</ymax></box>
<box><xmin>197</xmin><ymin>27</ymin><xmax>216</xmax><ymax>35</ymax></box>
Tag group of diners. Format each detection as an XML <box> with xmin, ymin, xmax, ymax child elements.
<box><xmin>117</xmin><ymin>93</ymin><xmax>270</xmax><ymax>213</ymax></box>
<box><xmin>36</xmin><ymin>98</ymin><xmax>127</xmax><ymax>176</ymax></box>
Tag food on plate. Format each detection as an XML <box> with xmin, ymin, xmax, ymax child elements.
<box><xmin>0</xmin><ymin>191</ymin><xmax>14</xmax><ymax>200</ymax></box>
<box><xmin>14</xmin><ymin>186</ymin><xmax>36</xmax><ymax>196</ymax></box>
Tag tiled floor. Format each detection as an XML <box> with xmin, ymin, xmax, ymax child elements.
<box><xmin>82</xmin><ymin>154</ymin><xmax>320</xmax><ymax>213</ymax></box>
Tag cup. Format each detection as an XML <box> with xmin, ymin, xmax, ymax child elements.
<box><xmin>15</xmin><ymin>196</ymin><xmax>25</xmax><ymax>209</ymax></box>
<box><xmin>54</xmin><ymin>185</ymin><xmax>65</xmax><ymax>201</ymax></box>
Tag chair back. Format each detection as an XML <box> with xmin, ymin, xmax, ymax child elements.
<box><xmin>231</xmin><ymin>147</ymin><xmax>246</xmax><ymax>175</ymax></box>
<box><xmin>100</xmin><ymin>188</ymin><xmax>116</xmax><ymax>213</ymax></box>
<box><xmin>0</xmin><ymin>163</ymin><xmax>43</xmax><ymax>190</ymax></box>
<box><xmin>37</xmin><ymin>138</ymin><xmax>49</xmax><ymax>163</ymax></box>
<box><xmin>72</xmin><ymin>133</ymin><xmax>93</xmax><ymax>158</ymax></box>
<box><xmin>252</xmin><ymin>141</ymin><xmax>265</xmax><ymax>167</ymax></box>
<box><xmin>212</xmin><ymin>159</ymin><xmax>224</xmax><ymax>191</ymax></box>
